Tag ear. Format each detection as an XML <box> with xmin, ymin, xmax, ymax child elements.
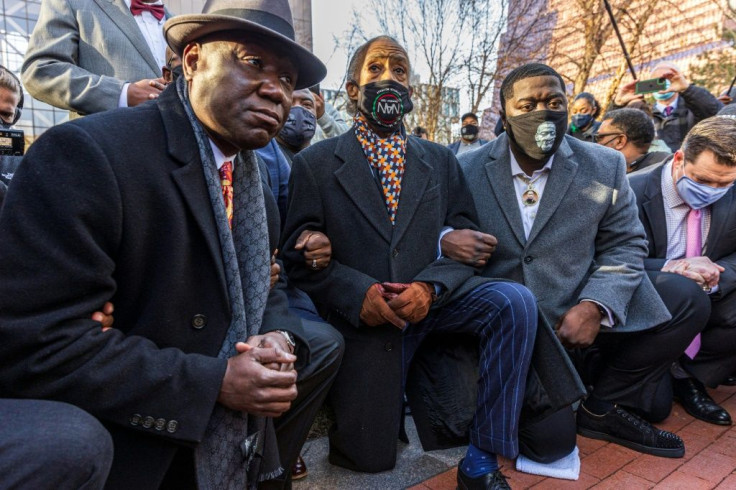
<box><xmin>181</xmin><ymin>43</ymin><xmax>200</xmax><ymax>82</ymax></box>
<box><xmin>613</xmin><ymin>134</ymin><xmax>627</xmax><ymax>151</ymax></box>
<box><xmin>499</xmin><ymin>110</ymin><xmax>507</xmax><ymax>128</ymax></box>
<box><xmin>346</xmin><ymin>79</ymin><xmax>359</xmax><ymax>102</ymax></box>
<box><xmin>673</xmin><ymin>149</ymin><xmax>685</xmax><ymax>167</ymax></box>
<box><xmin>408</xmin><ymin>85</ymin><xmax>414</xmax><ymax>99</ymax></box>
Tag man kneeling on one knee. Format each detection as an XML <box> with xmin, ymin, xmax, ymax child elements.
<box><xmin>281</xmin><ymin>36</ymin><xmax>537</xmax><ymax>490</ymax></box>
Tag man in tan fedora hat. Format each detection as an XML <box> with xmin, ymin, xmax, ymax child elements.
<box><xmin>0</xmin><ymin>1</ymin><xmax>342</xmax><ymax>489</ymax></box>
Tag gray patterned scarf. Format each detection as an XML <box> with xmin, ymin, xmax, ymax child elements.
<box><xmin>175</xmin><ymin>76</ymin><xmax>281</xmax><ymax>489</ymax></box>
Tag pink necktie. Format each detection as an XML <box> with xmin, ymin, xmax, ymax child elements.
<box><xmin>684</xmin><ymin>208</ymin><xmax>702</xmax><ymax>359</ymax></box>
<box><xmin>664</xmin><ymin>106</ymin><xmax>673</xmax><ymax>117</ymax></box>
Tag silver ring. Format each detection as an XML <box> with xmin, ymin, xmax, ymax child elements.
<box><xmin>311</xmin><ymin>259</ymin><xmax>318</xmax><ymax>270</ymax></box>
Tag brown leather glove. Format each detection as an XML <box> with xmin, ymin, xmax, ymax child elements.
<box><xmin>380</xmin><ymin>282</ymin><xmax>410</xmax><ymax>301</ymax></box>
<box><xmin>360</xmin><ymin>283</ymin><xmax>407</xmax><ymax>329</ymax></box>
<box><xmin>387</xmin><ymin>281</ymin><xmax>434</xmax><ymax>324</ymax></box>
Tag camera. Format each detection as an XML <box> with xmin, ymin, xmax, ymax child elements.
<box><xmin>635</xmin><ymin>78</ymin><xmax>670</xmax><ymax>95</ymax></box>
<box><xmin>0</xmin><ymin>128</ymin><xmax>25</xmax><ymax>155</ymax></box>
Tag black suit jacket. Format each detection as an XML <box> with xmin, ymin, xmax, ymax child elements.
<box><xmin>630</xmin><ymin>162</ymin><xmax>736</xmax><ymax>323</ymax></box>
<box><xmin>0</xmin><ymin>87</ymin><xmax>306</xmax><ymax>489</ymax></box>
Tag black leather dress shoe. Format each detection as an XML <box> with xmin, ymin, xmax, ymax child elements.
<box><xmin>673</xmin><ymin>377</ymin><xmax>732</xmax><ymax>426</ymax></box>
<box><xmin>456</xmin><ymin>460</ymin><xmax>510</xmax><ymax>490</ymax></box>
<box><xmin>577</xmin><ymin>404</ymin><xmax>684</xmax><ymax>458</ymax></box>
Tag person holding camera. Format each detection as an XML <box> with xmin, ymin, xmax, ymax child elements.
<box><xmin>611</xmin><ymin>62</ymin><xmax>722</xmax><ymax>151</ymax></box>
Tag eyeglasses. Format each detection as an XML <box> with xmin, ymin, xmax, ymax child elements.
<box><xmin>593</xmin><ymin>132</ymin><xmax>624</xmax><ymax>144</ymax></box>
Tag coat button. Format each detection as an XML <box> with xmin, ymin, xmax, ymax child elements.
<box><xmin>130</xmin><ymin>414</ymin><xmax>142</xmax><ymax>426</ymax></box>
<box><xmin>392</xmin><ymin>248</ymin><xmax>399</xmax><ymax>258</ymax></box>
<box><xmin>192</xmin><ymin>314</ymin><xmax>207</xmax><ymax>329</ymax></box>
<box><xmin>384</xmin><ymin>342</ymin><xmax>393</xmax><ymax>352</ymax></box>
<box><xmin>167</xmin><ymin>420</ymin><xmax>179</xmax><ymax>433</ymax></box>
<box><xmin>142</xmin><ymin>416</ymin><xmax>155</xmax><ymax>429</ymax></box>
<box><xmin>155</xmin><ymin>418</ymin><xmax>166</xmax><ymax>431</ymax></box>
<box><xmin>524</xmin><ymin>256</ymin><xmax>533</xmax><ymax>264</ymax></box>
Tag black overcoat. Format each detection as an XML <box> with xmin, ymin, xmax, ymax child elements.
<box><xmin>0</xmin><ymin>87</ymin><xmax>307</xmax><ymax>489</ymax></box>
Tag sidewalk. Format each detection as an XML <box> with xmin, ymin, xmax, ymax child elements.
<box><xmin>294</xmin><ymin>384</ymin><xmax>736</xmax><ymax>489</ymax></box>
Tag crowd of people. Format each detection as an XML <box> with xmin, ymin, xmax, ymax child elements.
<box><xmin>0</xmin><ymin>1</ymin><xmax>735</xmax><ymax>490</ymax></box>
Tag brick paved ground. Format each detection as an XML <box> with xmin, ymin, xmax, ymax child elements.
<box><xmin>410</xmin><ymin>385</ymin><xmax>736</xmax><ymax>490</ymax></box>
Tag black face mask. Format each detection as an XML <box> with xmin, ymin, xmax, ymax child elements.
<box><xmin>355</xmin><ymin>80</ymin><xmax>413</xmax><ymax>131</ymax></box>
<box><xmin>279</xmin><ymin>106</ymin><xmax>316</xmax><ymax>148</ymax></box>
<box><xmin>504</xmin><ymin>110</ymin><xmax>567</xmax><ymax>160</ymax></box>
<box><xmin>461</xmin><ymin>124</ymin><xmax>479</xmax><ymax>140</ymax></box>
<box><xmin>170</xmin><ymin>65</ymin><xmax>183</xmax><ymax>82</ymax></box>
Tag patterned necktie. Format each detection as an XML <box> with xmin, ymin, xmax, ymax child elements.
<box><xmin>129</xmin><ymin>0</ymin><xmax>165</xmax><ymax>20</ymax></box>
<box><xmin>663</xmin><ymin>106</ymin><xmax>673</xmax><ymax>117</ymax></box>
<box><xmin>220</xmin><ymin>161</ymin><xmax>234</xmax><ymax>229</ymax></box>
<box><xmin>354</xmin><ymin>114</ymin><xmax>406</xmax><ymax>224</ymax></box>
<box><xmin>684</xmin><ymin>208</ymin><xmax>702</xmax><ymax>359</ymax></box>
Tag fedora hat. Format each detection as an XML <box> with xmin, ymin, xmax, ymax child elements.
<box><xmin>164</xmin><ymin>0</ymin><xmax>326</xmax><ymax>89</ymax></box>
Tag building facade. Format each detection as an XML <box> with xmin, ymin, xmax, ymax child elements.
<box><xmin>487</xmin><ymin>0</ymin><xmax>732</xmax><ymax>132</ymax></box>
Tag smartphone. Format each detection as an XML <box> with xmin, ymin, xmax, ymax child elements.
<box><xmin>309</xmin><ymin>84</ymin><xmax>320</xmax><ymax>95</ymax></box>
<box><xmin>635</xmin><ymin>78</ymin><xmax>670</xmax><ymax>95</ymax></box>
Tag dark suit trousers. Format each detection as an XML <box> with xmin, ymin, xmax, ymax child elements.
<box><xmin>0</xmin><ymin>399</ymin><xmax>113</xmax><ymax>490</ymax></box>
<box><xmin>681</xmin><ymin>289</ymin><xmax>736</xmax><ymax>387</ymax></box>
<box><xmin>403</xmin><ymin>281</ymin><xmax>537</xmax><ymax>458</ymax></box>
<box><xmin>579</xmin><ymin>271</ymin><xmax>710</xmax><ymax>421</ymax></box>
<box><xmin>262</xmin><ymin>319</ymin><xmax>344</xmax><ymax>489</ymax></box>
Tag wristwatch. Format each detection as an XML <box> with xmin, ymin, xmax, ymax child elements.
<box><xmin>276</xmin><ymin>330</ymin><xmax>296</xmax><ymax>352</ymax></box>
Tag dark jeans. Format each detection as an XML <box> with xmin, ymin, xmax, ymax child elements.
<box><xmin>0</xmin><ymin>399</ymin><xmax>113</xmax><ymax>490</ymax></box>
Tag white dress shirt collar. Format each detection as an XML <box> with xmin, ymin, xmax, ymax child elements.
<box><xmin>655</xmin><ymin>95</ymin><xmax>679</xmax><ymax>115</ymax></box>
<box><xmin>209</xmin><ymin>139</ymin><xmax>237</xmax><ymax>170</ymax></box>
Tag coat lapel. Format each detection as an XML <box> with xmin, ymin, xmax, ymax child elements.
<box><xmin>525</xmin><ymin>139</ymin><xmax>578</xmax><ymax>245</ymax></box>
<box><xmin>160</xmin><ymin>91</ymin><xmax>229</xmax><ymax>300</ymax></box>
<box><xmin>642</xmin><ymin>165</ymin><xmax>669</xmax><ymax>258</ymax></box>
<box><xmin>484</xmin><ymin>136</ymin><xmax>527</xmax><ymax>246</ymax></box>
<box><xmin>391</xmin><ymin>138</ymin><xmax>431</xmax><ymax>247</ymax></box>
<box><xmin>333</xmin><ymin>132</ymin><xmax>393</xmax><ymax>243</ymax></box>
<box><xmin>706</xmin><ymin>187</ymin><xmax>734</xmax><ymax>255</ymax></box>
<box><xmin>94</xmin><ymin>0</ymin><xmax>162</xmax><ymax>74</ymax></box>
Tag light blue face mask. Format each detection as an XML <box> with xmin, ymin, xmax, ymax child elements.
<box><xmin>676</xmin><ymin>173</ymin><xmax>733</xmax><ymax>210</ymax></box>
<box><xmin>653</xmin><ymin>91</ymin><xmax>675</xmax><ymax>101</ymax></box>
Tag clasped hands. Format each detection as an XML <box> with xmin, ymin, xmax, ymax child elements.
<box><xmin>360</xmin><ymin>281</ymin><xmax>434</xmax><ymax>329</ymax></box>
<box><xmin>92</xmin><ymin>303</ymin><xmax>297</xmax><ymax>418</ymax></box>
<box><xmin>662</xmin><ymin>256</ymin><xmax>724</xmax><ymax>291</ymax></box>
<box><xmin>217</xmin><ymin>332</ymin><xmax>298</xmax><ymax>417</ymax></box>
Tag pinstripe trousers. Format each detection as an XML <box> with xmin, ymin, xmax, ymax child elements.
<box><xmin>402</xmin><ymin>281</ymin><xmax>537</xmax><ymax>458</ymax></box>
